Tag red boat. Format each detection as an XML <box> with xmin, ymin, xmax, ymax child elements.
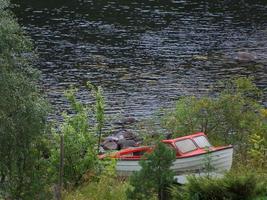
<box><xmin>100</xmin><ymin>132</ymin><xmax>233</xmax><ymax>177</ymax></box>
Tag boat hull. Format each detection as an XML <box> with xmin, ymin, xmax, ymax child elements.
<box><xmin>116</xmin><ymin>147</ymin><xmax>233</xmax><ymax>177</ymax></box>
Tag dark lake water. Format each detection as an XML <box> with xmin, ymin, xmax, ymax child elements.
<box><xmin>12</xmin><ymin>0</ymin><xmax>267</xmax><ymax>122</ymax></box>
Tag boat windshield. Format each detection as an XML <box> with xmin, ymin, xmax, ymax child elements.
<box><xmin>175</xmin><ymin>139</ymin><xmax>197</xmax><ymax>153</ymax></box>
<box><xmin>193</xmin><ymin>136</ymin><xmax>211</xmax><ymax>148</ymax></box>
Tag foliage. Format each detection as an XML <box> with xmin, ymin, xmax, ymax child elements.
<box><xmin>203</xmin><ymin>148</ymin><xmax>215</xmax><ymax>176</ymax></box>
<box><xmin>163</xmin><ymin>96</ymin><xmax>215</xmax><ymax>137</ymax></box>
<box><xmin>50</xmin><ymin>87</ymin><xmax>102</xmax><ymax>188</ymax></box>
<box><xmin>64</xmin><ymin>159</ymin><xmax>128</xmax><ymax>200</ymax></box>
<box><xmin>162</xmin><ymin>77</ymin><xmax>267</xmax><ymax>158</ymax></box>
<box><xmin>248</xmin><ymin>132</ymin><xmax>266</xmax><ymax>167</ymax></box>
<box><xmin>86</xmin><ymin>82</ymin><xmax>105</xmax><ymax>153</ymax></box>
<box><xmin>171</xmin><ymin>169</ymin><xmax>267</xmax><ymax>200</ymax></box>
<box><xmin>0</xmin><ymin>0</ymin><xmax>50</xmax><ymax>199</ymax></box>
<box><xmin>127</xmin><ymin>141</ymin><xmax>176</xmax><ymax>200</ymax></box>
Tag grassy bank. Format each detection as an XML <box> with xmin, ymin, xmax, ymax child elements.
<box><xmin>64</xmin><ymin>77</ymin><xmax>267</xmax><ymax>200</ymax></box>
<box><xmin>1</xmin><ymin>1</ymin><xmax>267</xmax><ymax>198</ymax></box>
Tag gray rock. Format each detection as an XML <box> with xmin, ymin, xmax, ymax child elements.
<box><xmin>115</xmin><ymin>129</ymin><xmax>136</xmax><ymax>140</ymax></box>
<box><xmin>234</xmin><ymin>52</ymin><xmax>257</xmax><ymax>62</ymax></box>
<box><xmin>102</xmin><ymin>140</ymin><xmax>118</xmax><ymax>150</ymax></box>
<box><xmin>101</xmin><ymin>129</ymin><xmax>139</xmax><ymax>151</ymax></box>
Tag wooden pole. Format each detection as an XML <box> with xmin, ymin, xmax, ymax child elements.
<box><xmin>97</xmin><ymin>129</ymin><xmax>102</xmax><ymax>154</ymax></box>
<box><xmin>58</xmin><ymin>134</ymin><xmax>64</xmax><ymax>200</ymax></box>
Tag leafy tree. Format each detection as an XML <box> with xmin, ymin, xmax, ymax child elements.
<box><xmin>0</xmin><ymin>0</ymin><xmax>49</xmax><ymax>199</ymax></box>
<box><xmin>162</xmin><ymin>77</ymin><xmax>267</xmax><ymax>159</ymax></box>
<box><xmin>127</xmin><ymin>141</ymin><xmax>176</xmax><ymax>200</ymax></box>
<box><xmin>86</xmin><ymin>82</ymin><xmax>105</xmax><ymax>153</ymax></box>
<box><xmin>50</xmin><ymin>83</ymin><xmax>105</xmax><ymax>188</ymax></box>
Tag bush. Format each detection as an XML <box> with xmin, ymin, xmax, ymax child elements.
<box><xmin>127</xmin><ymin>141</ymin><xmax>176</xmax><ymax>200</ymax></box>
<box><xmin>248</xmin><ymin>133</ymin><xmax>266</xmax><ymax>167</ymax></box>
<box><xmin>170</xmin><ymin>169</ymin><xmax>267</xmax><ymax>200</ymax></box>
<box><xmin>49</xmin><ymin>84</ymin><xmax>105</xmax><ymax>188</ymax></box>
<box><xmin>162</xmin><ymin>77</ymin><xmax>267</xmax><ymax>160</ymax></box>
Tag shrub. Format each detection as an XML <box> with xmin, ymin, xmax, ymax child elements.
<box><xmin>162</xmin><ymin>77</ymin><xmax>267</xmax><ymax>159</ymax></box>
<box><xmin>50</xmin><ymin>84</ymin><xmax>105</xmax><ymax>188</ymax></box>
<box><xmin>248</xmin><ymin>132</ymin><xmax>265</xmax><ymax>167</ymax></box>
<box><xmin>127</xmin><ymin>141</ymin><xmax>176</xmax><ymax>200</ymax></box>
<box><xmin>170</xmin><ymin>169</ymin><xmax>267</xmax><ymax>200</ymax></box>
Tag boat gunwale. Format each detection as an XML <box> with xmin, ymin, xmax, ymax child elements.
<box><xmin>115</xmin><ymin>145</ymin><xmax>233</xmax><ymax>161</ymax></box>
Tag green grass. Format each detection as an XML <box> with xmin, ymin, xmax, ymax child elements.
<box><xmin>64</xmin><ymin>176</ymin><xmax>128</xmax><ymax>200</ymax></box>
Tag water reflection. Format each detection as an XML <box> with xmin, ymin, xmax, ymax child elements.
<box><xmin>12</xmin><ymin>0</ymin><xmax>267</xmax><ymax>120</ymax></box>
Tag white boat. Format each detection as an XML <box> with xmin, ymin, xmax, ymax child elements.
<box><xmin>99</xmin><ymin>132</ymin><xmax>233</xmax><ymax>177</ymax></box>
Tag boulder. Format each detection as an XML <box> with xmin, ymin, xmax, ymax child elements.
<box><xmin>102</xmin><ymin>140</ymin><xmax>118</xmax><ymax>150</ymax></box>
<box><xmin>234</xmin><ymin>52</ymin><xmax>257</xmax><ymax>63</ymax></box>
<box><xmin>101</xmin><ymin>129</ymin><xmax>139</xmax><ymax>151</ymax></box>
<box><xmin>115</xmin><ymin>129</ymin><xmax>136</xmax><ymax>140</ymax></box>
